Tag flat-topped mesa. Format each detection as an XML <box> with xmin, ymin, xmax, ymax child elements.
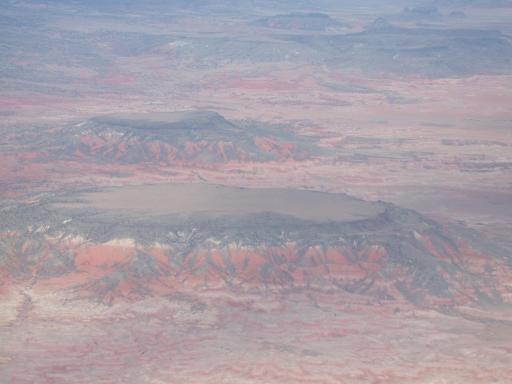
<box><xmin>88</xmin><ymin>111</ymin><xmax>236</xmax><ymax>136</ymax></box>
<box><xmin>3</xmin><ymin>184</ymin><xmax>510</xmax><ymax>307</ymax></box>
<box><xmin>399</xmin><ymin>6</ymin><xmax>443</xmax><ymax>21</ymax></box>
<box><xmin>74</xmin><ymin>183</ymin><xmax>386</xmax><ymax>223</ymax></box>
<box><xmin>365</xmin><ymin>17</ymin><xmax>397</xmax><ymax>32</ymax></box>
<box><xmin>252</xmin><ymin>12</ymin><xmax>345</xmax><ymax>31</ymax></box>
<box><xmin>55</xmin><ymin>110</ymin><xmax>313</xmax><ymax>164</ymax></box>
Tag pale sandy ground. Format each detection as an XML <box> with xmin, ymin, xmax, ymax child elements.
<box><xmin>1</xmin><ymin>287</ymin><xmax>512</xmax><ymax>384</ymax></box>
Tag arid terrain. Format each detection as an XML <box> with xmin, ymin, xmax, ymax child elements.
<box><xmin>1</xmin><ymin>1</ymin><xmax>512</xmax><ymax>383</ymax></box>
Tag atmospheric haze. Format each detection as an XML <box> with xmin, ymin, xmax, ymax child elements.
<box><xmin>1</xmin><ymin>1</ymin><xmax>512</xmax><ymax>383</ymax></box>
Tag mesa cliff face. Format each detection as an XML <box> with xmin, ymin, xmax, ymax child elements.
<box><xmin>2</xmin><ymin>186</ymin><xmax>510</xmax><ymax>307</ymax></box>
<box><xmin>42</xmin><ymin>111</ymin><xmax>311</xmax><ymax>165</ymax></box>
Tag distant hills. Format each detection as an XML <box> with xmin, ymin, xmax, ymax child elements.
<box><xmin>399</xmin><ymin>6</ymin><xmax>444</xmax><ymax>21</ymax></box>
<box><xmin>286</xmin><ymin>22</ymin><xmax>512</xmax><ymax>77</ymax></box>
<box><xmin>163</xmin><ymin>20</ymin><xmax>512</xmax><ymax>77</ymax></box>
<box><xmin>252</xmin><ymin>12</ymin><xmax>345</xmax><ymax>31</ymax></box>
<box><xmin>2</xmin><ymin>2</ymin><xmax>512</xmax><ymax>80</ymax></box>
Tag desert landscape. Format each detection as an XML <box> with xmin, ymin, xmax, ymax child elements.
<box><xmin>1</xmin><ymin>1</ymin><xmax>512</xmax><ymax>383</ymax></box>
